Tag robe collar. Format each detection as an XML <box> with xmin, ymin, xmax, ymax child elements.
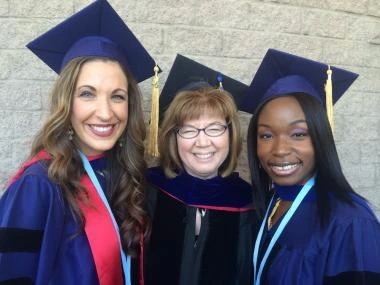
<box><xmin>148</xmin><ymin>167</ymin><xmax>253</xmax><ymax>210</ymax></box>
<box><xmin>273</xmin><ymin>183</ymin><xmax>316</xmax><ymax>202</ymax></box>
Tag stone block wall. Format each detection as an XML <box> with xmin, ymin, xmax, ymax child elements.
<box><xmin>0</xmin><ymin>0</ymin><xmax>379</xmax><ymax>215</ymax></box>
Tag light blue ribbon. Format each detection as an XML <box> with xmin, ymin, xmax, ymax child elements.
<box><xmin>79</xmin><ymin>151</ymin><xmax>131</xmax><ymax>285</ymax></box>
<box><xmin>253</xmin><ymin>176</ymin><xmax>315</xmax><ymax>285</ymax></box>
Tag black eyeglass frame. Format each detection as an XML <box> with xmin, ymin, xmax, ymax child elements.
<box><xmin>176</xmin><ymin>123</ymin><xmax>228</xmax><ymax>139</ymax></box>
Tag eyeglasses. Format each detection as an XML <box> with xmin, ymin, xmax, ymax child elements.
<box><xmin>176</xmin><ymin>123</ymin><xmax>228</xmax><ymax>139</ymax></box>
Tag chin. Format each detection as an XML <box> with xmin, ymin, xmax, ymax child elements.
<box><xmin>271</xmin><ymin>176</ymin><xmax>303</xmax><ymax>186</ymax></box>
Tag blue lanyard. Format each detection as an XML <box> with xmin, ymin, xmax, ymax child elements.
<box><xmin>79</xmin><ymin>151</ymin><xmax>131</xmax><ymax>285</ymax></box>
<box><xmin>253</xmin><ymin>177</ymin><xmax>315</xmax><ymax>285</ymax></box>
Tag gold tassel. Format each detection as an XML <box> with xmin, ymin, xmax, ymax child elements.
<box><xmin>148</xmin><ymin>64</ymin><xmax>160</xmax><ymax>157</ymax></box>
<box><xmin>217</xmin><ymin>73</ymin><xmax>223</xmax><ymax>90</ymax></box>
<box><xmin>324</xmin><ymin>65</ymin><xmax>334</xmax><ymax>132</ymax></box>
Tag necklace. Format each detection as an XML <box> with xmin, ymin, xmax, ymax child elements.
<box><xmin>267</xmin><ymin>198</ymin><xmax>281</xmax><ymax>230</ymax></box>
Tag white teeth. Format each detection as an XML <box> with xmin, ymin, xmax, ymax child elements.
<box><xmin>272</xmin><ymin>164</ymin><xmax>298</xmax><ymax>171</ymax></box>
<box><xmin>194</xmin><ymin>153</ymin><xmax>213</xmax><ymax>159</ymax></box>
<box><xmin>91</xmin><ymin>125</ymin><xmax>112</xmax><ymax>133</ymax></box>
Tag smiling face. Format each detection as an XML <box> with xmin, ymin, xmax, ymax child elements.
<box><xmin>71</xmin><ymin>59</ymin><xmax>129</xmax><ymax>156</ymax></box>
<box><xmin>177</xmin><ymin>114</ymin><xmax>229</xmax><ymax>179</ymax></box>
<box><xmin>257</xmin><ymin>96</ymin><xmax>315</xmax><ymax>186</ymax></box>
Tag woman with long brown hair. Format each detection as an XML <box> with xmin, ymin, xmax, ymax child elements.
<box><xmin>0</xmin><ymin>1</ymin><xmax>155</xmax><ymax>284</ymax></box>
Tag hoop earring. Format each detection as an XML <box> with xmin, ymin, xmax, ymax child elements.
<box><xmin>67</xmin><ymin>127</ymin><xmax>74</xmax><ymax>141</ymax></box>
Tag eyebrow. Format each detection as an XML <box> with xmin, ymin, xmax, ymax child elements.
<box><xmin>77</xmin><ymin>85</ymin><xmax>128</xmax><ymax>94</ymax></box>
<box><xmin>183</xmin><ymin>121</ymin><xmax>225</xmax><ymax>127</ymax></box>
<box><xmin>258</xmin><ymin>119</ymin><xmax>307</xmax><ymax>128</ymax></box>
<box><xmin>77</xmin><ymin>85</ymin><xmax>95</xmax><ymax>91</ymax></box>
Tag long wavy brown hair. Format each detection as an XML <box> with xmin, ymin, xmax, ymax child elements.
<box><xmin>30</xmin><ymin>57</ymin><xmax>149</xmax><ymax>256</ymax></box>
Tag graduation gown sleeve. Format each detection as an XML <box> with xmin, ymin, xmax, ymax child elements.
<box><xmin>0</xmin><ymin>162</ymin><xmax>100</xmax><ymax>285</ymax></box>
<box><xmin>323</xmin><ymin>207</ymin><xmax>380</xmax><ymax>284</ymax></box>
<box><xmin>0</xmin><ymin>162</ymin><xmax>65</xmax><ymax>283</ymax></box>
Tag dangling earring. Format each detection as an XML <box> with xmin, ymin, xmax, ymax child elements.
<box><xmin>118</xmin><ymin>137</ymin><xmax>125</xmax><ymax>147</ymax></box>
<box><xmin>67</xmin><ymin>127</ymin><xmax>74</xmax><ymax>141</ymax></box>
<box><xmin>258</xmin><ymin>163</ymin><xmax>262</xmax><ymax>169</ymax></box>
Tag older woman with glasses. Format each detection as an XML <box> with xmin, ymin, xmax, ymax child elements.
<box><xmin>141</xmin><ymin>55</ymin><xmax>257</xmax><ymax>285</ymax></box>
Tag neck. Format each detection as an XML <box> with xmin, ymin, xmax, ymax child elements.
<box><xmin>86</xmin><ymin>153</ymin><xmax>105</xmax><ymax>161</ymax></box>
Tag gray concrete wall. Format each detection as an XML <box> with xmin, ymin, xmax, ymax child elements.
<box><xmin>0</xmin><ymin>0</ymin><xmax>379</xmax><ymax>216</ymax></box>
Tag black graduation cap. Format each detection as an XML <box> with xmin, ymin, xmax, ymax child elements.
<box><xmin>159</xmin><ymin>54</ymin><xmax>249</xmax><ymax>119</ymax></box>
<box><xmin>26</xmin><ymin>0</ymin><xmax>156</xmax><ymax>83</ymax></box>
<box><xmin>240</xmin><ymin>49</ymin><xmax>359</xmax><ymax>115</ymax></box>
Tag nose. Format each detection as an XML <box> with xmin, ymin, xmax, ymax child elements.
<box><xmin>96</xmin><ymin>96</ymin><xmax>113</xmax><ymax>121</ymax></box>
<box><xmin>272</xmin><ymin>135</ymin><xmax>291</xmax><ymax>157</ymax></box>
<box><xmin>195</xmin><ymin>130</ymin><xmax>211</xmax><ymax>146</ymax></box>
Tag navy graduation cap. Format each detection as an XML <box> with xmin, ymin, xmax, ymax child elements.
<box><xmin>240</xmin><ymin>49</ymin><xmax>359</xmax><ymax>116</ymax></box>
<box><xmin>26</xmin><ymin>0</ymin><xmax>156</xmax><ymax>83</ymax></box>
<box><xmin>159</xmin><ymin>54</ymin><xmax>249</xmax><ymax>118</ymax></box>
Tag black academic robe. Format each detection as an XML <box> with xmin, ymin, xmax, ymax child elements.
<box><xmin>141</xmin><ymin>167</ymin><xmax>258</xmax><ymax>285</ymax></box>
